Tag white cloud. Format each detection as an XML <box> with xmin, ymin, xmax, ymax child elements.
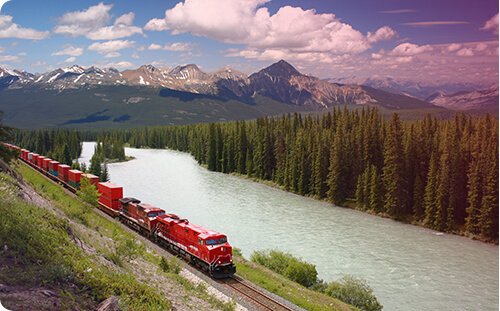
<box><xmin>367</xmin><ymin>26</ymin><xmax>397</xmax><ymax>43</ymax></box>
<box><xmin>115</xmin><ymin>13</ymin><xmax>135</xmax><ymax>26</ymax></box>
<box><xmin>148</xmin><ymin>43</ymin><xmax>163</xmax><ymax>50</ymax></box>
<box><xmin>447</xmin><ymin>43</ymin><xmax>462</xmax><ymax>52</ymax></box>
<box><xmin>100</xmin><ymin>60</ymin><xmax>135</xmax><ymax>69</ymax></box>
<box><xmin>481</xmin><ymin>13</ymin><xmax>499</xmax><ymax>35</ymax></box>
<box><xmin>53</xmin><ymin>3</ymin><xmax>143</xmax><ymax>40</ymax></box>
<box><xmin>104</xmin><ymin>52</ymin><xmax>121</xmax><ymax>58</ymax></box>
<box><xmin>145</xmin><ymin>0</ymin><xmax>395</xmax><ymax>55</ymax></box>
<box><xmin>51</xmin><ymin>46</ymin><xmax>84</xmax><ymax>56</ymax></box>
<box><xmin>0</xmin><ymin>46</ymin><xmax>5</xmax><ymax>53</ymax></box>
<box><xmin>88</xmin><ymin>40</ymin><xmax>135</xmax><ymax>53</ymax></box>
<box><xmin>53</xmin><ymin>3</ymin><xmax>113</xmax><ymax>37</ymax></box>
<box><xmin>457</xmin><ymin>48</ymin><xmax>474</xmax><ymax>57</ymax></box>
<box><xmin>86</xmin><ymin>24</ymin><xmax>143</xmax><ymax>40</ymax></box>
<box><xmin>148</xmin><ymin>42</ymin><xmax>195</xmax><ymax>51</ymax></box>
<box><xmin>64</xmin><ymin>57</ymin><xmax>77</xmax><ymax>63</ymax></box>
<box><xmin>0</xmin><ymin>15</ymin><xmax>50</xmax><ymax>40</ymax></box>
<box><xmin>0</xmin><ymin>54</ymin><xmax>22</xmax><ymax>63</ymax></box>
<box><xmin>390</xmin><ymin>43</ymin><xmax>433</xmax><ymax>56</ymax></box>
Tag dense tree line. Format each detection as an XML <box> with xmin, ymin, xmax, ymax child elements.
<box><xmin>0</xmin><ymin>110</ymin><xmax>18</xmax><ymax>163</ymax></box>
<box><xmin>118</xmin><ymin>107</ymin><xmax>498</xmax><ymax>241</ymax></box>
<box><xmin>7</xmin><ymin>107</ymin><xmax>498</xmax><ymax>241</ymax></box>
<box><xmin>12</xmin><ymin>129</ymin><xmax>82</xmax><ymax>166</ymax></box>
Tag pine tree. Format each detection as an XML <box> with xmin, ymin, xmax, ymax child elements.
<box><xmin>382</xmin><ymin>113</ymin><xmax>406</xmax><ymax>218</ymax></box>
<box><xmin>61</xmin><ymin>143</ymin><xmax>72</xmax><ymax>166</ymax></box>
<box><xmin>369</xmin><ymin>165</ymin><xmax>384</xmax><ymax>213</ymax></box>
<box><xmin>236</xmin><ymin>121</ymin><xmax>248</xmax><ymax>174</ymax></box>
<box><xmin>207</xmin><ymin>123</ymin><xmax>217</xmax><ymax>171</ymax></box>
<box><xmin>89</xmin><ymin>153</ymin><xmax>102</xmax><ymax>178</ymax></box>
<box><xmin>327</xmin><ymin>122</ymin><xmax>349</xmax><ymax>205</ymax></box>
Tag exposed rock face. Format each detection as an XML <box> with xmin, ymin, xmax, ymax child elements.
<box><xmin>247</xmin><ymin>60</ymin><xmax>377</xmax><ymax>109</ymax></box>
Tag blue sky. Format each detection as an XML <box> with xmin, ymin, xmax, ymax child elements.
<box><xmin>0</xmin><ymin>0</ymin><xmax>498</xmax><ymax>82</ymax></box>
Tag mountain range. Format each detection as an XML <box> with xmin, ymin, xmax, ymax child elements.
<box><xmin>0</xmin><ymin>60</ymin><xmax>494</xmax><ymax>129</ymax></box>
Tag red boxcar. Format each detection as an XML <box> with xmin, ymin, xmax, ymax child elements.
<box><xmin>98</xmin><ymin>182</ymin><xmax>123</xmax><ymax>214</ymax></box>
<box><xmin>68</xmin><ymin>170</ymin><xmax>83</xmax><ymax>183</ymax></box>
<box><xmin>81</xmin><ymin>173</ymin><xmax>99</xmax><ymax>187</ymax></box>
<box><xmin>37</xmin><ymin>156</ymin><xmax>46</xmax><ymax>168</ymax></box>
<box><xmin>32</xmin><ymin>154</ymin><xmax>39</xmax><ymax>165</ymax></box>
<box><xmin>42</xmin><ymin>158</ymin><xmax>51</xmax><ymax>172</ymax></box>
<box><xmin>98</xmin><ymin>182</ymin><xmax>123</xmax><ymax>200</ymax></box>
<box><xmin>154</xmin><ymin>213</ymin><xmax>235</xmax><ymax>278</ymax></box>
<box><xmin>68</xmin><ymin>169</ymin><xmax>83</xmax><ymax>189</ymax></box>
<box><xmin>58</xmin><ymin>164</ymin><xmax>70</xmax><ymax>183</ymax></box>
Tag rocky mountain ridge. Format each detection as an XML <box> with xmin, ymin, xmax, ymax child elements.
<box><xmin>0</xmin><ymin>60</ymin><xmax>431</xmax><ymax>111</ymax></box>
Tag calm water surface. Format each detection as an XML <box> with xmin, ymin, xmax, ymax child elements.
<box><xmin>80</xmin><ymin>142</ymin><xmax>498</xmax><ymax>311</ymax></box>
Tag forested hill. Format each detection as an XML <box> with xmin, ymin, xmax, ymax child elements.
<box><xmin>121</xmin><ymin>108</ymin><xmax>498</xmax><ymax>242</ymax></box>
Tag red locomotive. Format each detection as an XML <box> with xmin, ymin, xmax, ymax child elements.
<box><xmin>119</xmin><ymin>197</ymin><xmax>165</xmax><ymax>233</ymax></box>
<box><xmin>5</xmin><ymin>142</ymin><xmax>236</xmax><ymax>279</ymax></box>
<box><xmin>154</xmin><ymin>213</ymin><xmax>236</xmax><ymax>277</ymax></box>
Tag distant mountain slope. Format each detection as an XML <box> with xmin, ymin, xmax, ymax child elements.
<box><xmin>427</xmin><ymin>84</ymin><xmax>499</xmax><ymax>110</ymax></box>
<box><xmin>328</xmin><ymin>76</ymin><xmax>495</xmax><ymax>101</ymax></box>
<box><xmin>0</xmin><ymin>60</ymin><xmax>447</xmax><ymax>128</ymax></box>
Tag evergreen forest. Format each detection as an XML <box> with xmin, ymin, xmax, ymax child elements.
<box><xmin>120</xmin><ymin>107</ymin><xmax>499</xmax><ymax>242</ymax></box>
<box><xmin>10</xmin><ymin>107</ymin><xmax>499</xmax><ymax>242</ymax></box>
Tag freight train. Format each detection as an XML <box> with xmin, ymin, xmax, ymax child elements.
<box><xmin>3</xmin><ymin>143</ymin><xmax>236</xmax><ymax>278</ymax></box>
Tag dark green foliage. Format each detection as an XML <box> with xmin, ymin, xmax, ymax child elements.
<box><xmin>76</xmin><ymin>176</ymin><xmax>100</xmax><ymax>207</ymax></box>
<box><xmin>0</xmin><ymin>110</ymin><xmax>19</xmax><ymax>163</ymax></box>
<box><xmin>326</xmin><ymin>275</ymin><xmax>383</xmax><ymax>311</ymax></box>
<box><xmin>12</xmin><ymin>128</ymin><xmax>82</xmax><ymax>162</ymax></box>
<box><xmin>250</xmin><ymin>249</ymin><xmax>318</xmax><ymax>287</ymax></box>
<box><xmin>115</xmin><ymin>108</ymin><xmax>497</xmax><ymax>241</ymax></box>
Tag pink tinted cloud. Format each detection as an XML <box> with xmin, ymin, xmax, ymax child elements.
<box><xmin>145</xmin><ymin>0</ymin><xmax>396</xmax><ymax>55</ymax></box>
<box><xmin>481</xmin><ymin>13</ymin><xmax>499</xmax><ymax>35</ymax></box>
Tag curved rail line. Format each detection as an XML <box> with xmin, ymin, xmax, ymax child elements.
<box><xmin>219</xmin><ymin>275</ymin><xmax>296</xmax><ymax>311</ymax></box>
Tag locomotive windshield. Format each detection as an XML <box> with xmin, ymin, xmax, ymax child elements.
<box><xmin>205</xmin><ymin>237</ymin><xmax>228</xmax><ymax>245</ymax></box>
<box><xmin>148</xmin><ymin>211</ymin><xmax>165</xmax><ymax>217</ymax></box>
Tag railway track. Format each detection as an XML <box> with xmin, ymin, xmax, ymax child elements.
<box><xmin>219</xmin><ymin>275</ymin><xmax>296</xmax><ymax>311</ymax></box>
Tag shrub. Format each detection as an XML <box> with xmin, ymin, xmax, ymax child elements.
<box><xmin>325</xmin><ymin>274</ymin><xmax>382</xmax><ymax>311</ymax></box>
<box><xmin>158</xmin><ymin>255</ymin><xmax>182</xmax><ymax>274</ymax></box>
<box><xmin>76</xmin><ymin>176</ymin><xmax>100</xmax><ymax>207</ymax></box>
<box><xmin>159</xmin><ymin>256</ymin><xmax>170</xmax><ymax>272</ymax></box>
<box><xmin>284</xmin><ymin>260</ymin><xmax>318</xmax><ymax>288</ymax></box>
<box><xmin>250</xmin><ymin>249</ymin><xmax>318</xmax><ymax>287</ymax></box>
